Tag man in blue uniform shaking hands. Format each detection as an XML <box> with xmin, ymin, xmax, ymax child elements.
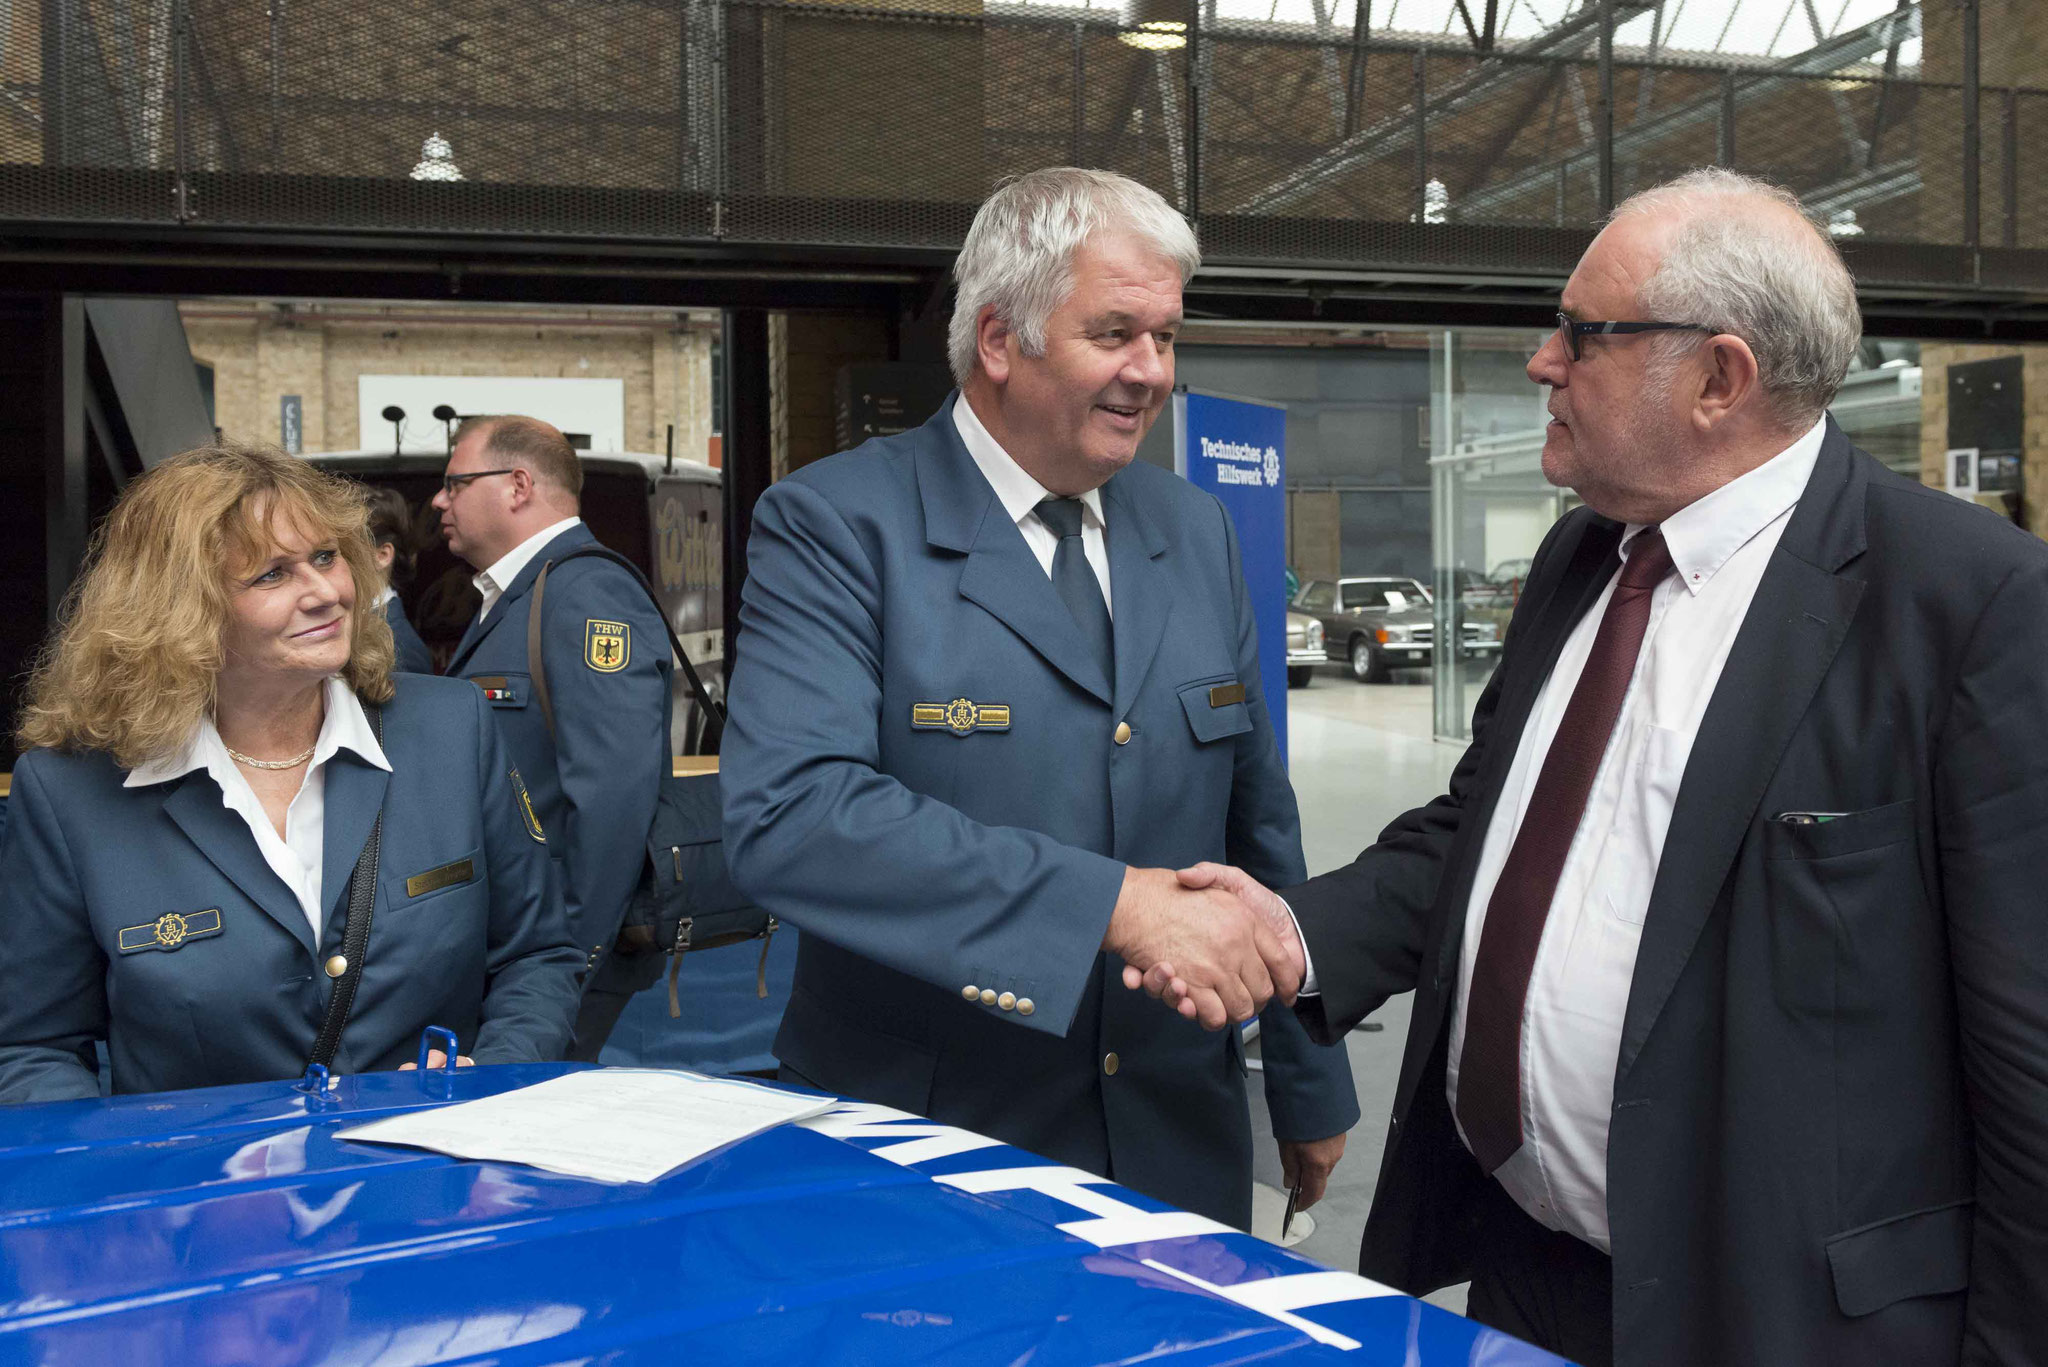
<box><xmin>722</xmin><ymin>168</ymin><xmax>1357</xmax><ymax>1227</ymax></box>
<box><xmin>435</xmin><ymin>416</ymin><xmax>672</xmax><ymax>1058</ymax></box>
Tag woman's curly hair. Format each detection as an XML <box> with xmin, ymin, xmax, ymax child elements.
<box><xmin>17</xmin><ymin>442</ymin><xmax>396</xmax><ymax>767</ymax></box>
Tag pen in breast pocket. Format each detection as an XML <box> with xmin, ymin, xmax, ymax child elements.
<box><xmin>1775</xmin><ymin>811</ymin><xmax>1847</xmax><ymax>825</ymax></box>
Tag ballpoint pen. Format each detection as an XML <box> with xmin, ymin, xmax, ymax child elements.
<box><xmin>1280</xmin><ymin>1182</ymin><xmax>1302</xmax><ymax>1240</ymax></box>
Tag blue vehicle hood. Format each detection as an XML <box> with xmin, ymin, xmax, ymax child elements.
<box><xmin>0</xmin><ymin>1064</ymin><xmax>1568</xmax><ymax>1365</ymax></box>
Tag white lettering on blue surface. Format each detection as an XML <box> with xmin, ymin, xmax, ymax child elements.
<box><xmin>1200</xmin><ymin>437</ymin><xmax>1264</xmax><ymax>464</ymax></box>
<box><xmin>801</xmin><ymin>1103</ymin><xmax>1007</xmax><ymax>1165</ymax></box>
<box><xmin>934</xmin><ymin>1165</ymin><xmax>1234</xmax><ymax>1247</ymax></box>
<box><xmin>803</xmin><ymin>1102</ymin><xmax>1402</xmax><ymax>1353</ymax></box>
<box><xmin>1141</xmin><ymin>1260</ymin><xmax>1398</xmax><ymax>1352</ymax></box>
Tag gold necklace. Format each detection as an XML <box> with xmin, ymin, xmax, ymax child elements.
<box><xmin>224</xmin><ymin>742</ymin><xmax>317</xmax><ymax>770</ymax></box>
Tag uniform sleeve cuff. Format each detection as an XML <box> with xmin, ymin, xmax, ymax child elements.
<box><xmin>1279</xmin><ymin>895</ymin><xmax>1319</xmax><ymax>997</ymax></box>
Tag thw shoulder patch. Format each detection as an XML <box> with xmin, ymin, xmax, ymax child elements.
<box><xmin>510</xmin><ymin>767</ymin><xmax>546</xmax><ymax>843</ymax></box>
<box><xmin>585</xmin><ymin>619</ymin><xmax>630</xmax><ymax>673</ymax></box>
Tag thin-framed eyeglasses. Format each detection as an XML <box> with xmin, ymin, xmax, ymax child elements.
<box><xmin>440</xmin><ymin>468</ymin><xmax>520</xmax><ymax>494</ymax></box>
<box><xmin>1556</xmin><ymin>312</ymin><xmax>1715</xmax><ymax>364</ymax></box>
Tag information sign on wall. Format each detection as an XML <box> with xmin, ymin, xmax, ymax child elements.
<box><xmin>1173</xmin><ymin>388</ymin><xmax>1290</xmax><ymax>761</ymax></box>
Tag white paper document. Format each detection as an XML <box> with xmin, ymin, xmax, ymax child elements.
<box><xmin>335</xmin><ymin>1069</ymin><xmax>836</xmax><ymax>1184</ymax></box>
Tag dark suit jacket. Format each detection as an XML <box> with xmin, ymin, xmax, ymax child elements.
<box><xmin>1287</xmin><ymin>420</ymin><xmax>2048</xmax><ymax>1366</ymax></box>
<box><xmin>0</xmin><ymin>675</ymin><xmax>583</xmax><ymax>1101</ymax></box>
<box><xmin>722</xmin><ymin>396</ymin><xmax>1358</xmax><ymax>1228</ymax></box>
<box><xmin>384</xmin><ymin>595</ymin><xmax>434</xmax><ymax>675</ymax></box>
<box><xmin>446</xmin><ymin>523</ymin><xmax>672</xmax><ymax>974</ymax></box>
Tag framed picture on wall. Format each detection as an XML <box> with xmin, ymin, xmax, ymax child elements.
<box><xmin>1946</xmin><ymin>447</ymin><xmax>1979</xmax><ymax>498</ymax></box>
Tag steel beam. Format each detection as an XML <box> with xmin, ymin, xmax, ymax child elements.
<box><xmin>1231</xmin><ymin>0</ymin><xmax>1659</xmax><ymax>214</ymax></box>
<box><xmin>1453</xmin><ymin>5</ymin><xmax>1918</xmax><ymax>219</ymax></box>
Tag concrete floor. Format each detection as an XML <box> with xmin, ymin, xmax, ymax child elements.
<box><xmin>1242</xmin><ymin>660</ymin><xmax>1484</xmax><ymax>1308</ymax></box>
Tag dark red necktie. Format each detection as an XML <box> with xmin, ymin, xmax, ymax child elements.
<box><xmin>1456</xmin><ymin>528</ymin><xmax>1675</xmax><ymax>1174</ymax></box>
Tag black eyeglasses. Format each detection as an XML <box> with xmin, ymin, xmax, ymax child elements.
<box><xmin>1556</xmin><ymin>312</ymin><xmax>1715</xmax><ymax>363</ymax></box>
<box><xmin>440</xmin><ymin>468</ymin><xmax>520</xmax><ymax>494</ymax></box>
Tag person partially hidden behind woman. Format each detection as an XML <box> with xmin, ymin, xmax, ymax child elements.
<box><xmin>364</xmin><ymin>483</ymin><xmax>434</xmax><ymax>675</ymax></box>
<box><xmin>0</xmin><ymin>443</ymin><xmax>583</xmax><ymax>1102</ymax></box>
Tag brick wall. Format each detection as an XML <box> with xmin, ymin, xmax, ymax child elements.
<box><xmin>778</xmin><ymin>311</ymin><xmax>894</xmax><ymax>477</ymax></box>
<box><xmin>1916</xmin><ymin>341</ymin><xmax>2048</xmax><ymax>540</ymax></box>
<box><xmin>182</xmin><ymin>302</ymin><xmax>718</xmax><ymax>461</ymax></box>
<box><xmin>1287</xmin><ymin>490</ymin><xmax>1341</xmax><ymax>580</ymax></box>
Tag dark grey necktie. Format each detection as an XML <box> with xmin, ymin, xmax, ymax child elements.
<box><xmin>1035</xmin><ymin>496</ymin><xmax>1114</xmax><ymax>685</ymax></box>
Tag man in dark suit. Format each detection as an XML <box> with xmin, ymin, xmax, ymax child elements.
<box><xmin>722</xmin><ymin>167</ymin><xmax>1357</xmax><ymax>1229</ymax></box>
<box><xmin>433</xmin><ymin>416</ymin><xmax>673</xmax><ymax>1057</ymax></box>
<box><xmin>1149</xmin><ymin>169</ymin><xmax>2048</xmax><ymax>1364</ymax></box>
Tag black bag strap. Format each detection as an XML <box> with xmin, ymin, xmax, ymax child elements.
<box><xmin>307</xmin><ymin>703</ymin><xmax>384</xmax><ymax>1070</ymax></box>
<box><xmin>525</xmin><ymin>544</ymin><xmax>725</xmax><ymax>751</ymax></box>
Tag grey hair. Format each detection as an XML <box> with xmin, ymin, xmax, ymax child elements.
<box><xmin>1612</xmin><ymin>167</ymin><xmax>1862</xmax><ymax>426</ymax></box>
<box><xmin>948</xmin><ymin>167</ymin><xmax>1200</xmax><ymax>385</ymax></box>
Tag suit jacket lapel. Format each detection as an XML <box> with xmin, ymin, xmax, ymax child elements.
<box><xmin>449</xmin><ymin>612</ymin><xmax>487</xmax><ymax>670</ymax></box>
<box><xmin>1101</xmin><ymin>475</ymin><xmax>1170</xmax><ymax>722</ymax></box>
<box><xmin>161</xmin><ymin>775</ymin><xmax>317</xmax><ymax>957</ymax></box>
<box><xmin>1617</xmin><ymin>424</ymin><xmax>1869</xmax><ymax>1082</ymax></box>
<box><xmin>920</xmin><ymin>399</ymin><xmax>1113</xmax><ymax>705</ymax></box>
<box><xmin>447</xmin><ymin>525</ymin><xmax>596</xmax><ymax>674</ymax></box>
<box><xmin>319</xmin><ymin>751</ymin><xmax>391</xmax><ymax>948</ymax></box>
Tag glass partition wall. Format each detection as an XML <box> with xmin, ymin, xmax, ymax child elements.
<box><xmin>1423</xmin><ymin>331</ymin><xmax>1926</xmax><ymax>742</ymax></box>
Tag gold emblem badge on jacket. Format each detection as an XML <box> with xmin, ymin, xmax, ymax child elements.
<box><xmin>585</xmin><ymin>619</ymin><xmax>629</xmax><ymax>673</ymax></box>
<box><xmin>117</xmin><ymin>908</ymin><xmax>224</xmax><ymax>954</ymax></box>
<box><xmin>912</xmin><ymin>698</ymin><xmax>1012</xmax><ymax>736</ymax></box>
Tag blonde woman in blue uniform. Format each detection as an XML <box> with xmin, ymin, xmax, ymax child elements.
<box><xmin>0</xmin><ymin>443</ymin><xmax>582</xmax><ymax>1102</ymax></box>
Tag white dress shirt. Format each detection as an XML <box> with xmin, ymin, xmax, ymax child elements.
<box><xmin>1439</xmin><ymin>417</ymin><xmax>1827</xmax><ymax>1251</ymax></box>
<box><xmin>953</xmin><ymin>396</ymin><xmax>1113</xmax><ymax>616</ymax></box>
<box><xmin>125</xmin><ymin>676</ymin><xmax>394</xmax><ymax>943</ymax></box>
<box><xmin>474</xmin><ymin>516</ymin><xmax>583</xmax><ymax>623</ymax></box>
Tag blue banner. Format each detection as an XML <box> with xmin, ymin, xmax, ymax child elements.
<box><xmin>1174</xmin><ymin>389</ymin><xmax>1289</xmax><ymax>760</ymax></box>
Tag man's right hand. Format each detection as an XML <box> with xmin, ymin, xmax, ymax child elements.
<box><xmin>1132</xmin><ymin>864</ymin><xmax>1309</xmax><ymax>1020</ymax></box>
<box><xmin>1103</xmin><ymin>867</ymin><xmax>1302</xmax><ymax>1030</ymax></box>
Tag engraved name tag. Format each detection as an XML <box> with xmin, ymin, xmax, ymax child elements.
<box><xmin>406</xmin><ymin>858</ymin><xmax>476</xmax><ymax>899</ymax></box>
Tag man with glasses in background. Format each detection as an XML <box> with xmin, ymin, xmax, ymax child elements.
<box><xmin>1142</xmin><ymin>168</ymin><xmax>2048</xmax><ymax>1365</ymax></box>
<box><xmin>435</xmin><ymin>416</ymin><xmax>673</xmax><ymax>1058</ymax></box>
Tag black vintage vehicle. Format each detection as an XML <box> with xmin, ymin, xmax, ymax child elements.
<box><xmin>303</xmin><ymin>446</ymin><xmax>725</xmax><ymax>751</ymax></box>
<box><xmin>1291</xmin><ymin>575</ymin><xmax>1500</xmax><ymax>683</ymax></box>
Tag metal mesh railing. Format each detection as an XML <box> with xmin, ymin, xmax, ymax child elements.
<box><xmin>1</xmin><ymin>0</ymin><xmax>2040</xmax><ymax>283</ymax></box>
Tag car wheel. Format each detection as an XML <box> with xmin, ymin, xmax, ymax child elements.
<box><xmin>1349</xmin><ymin>636</ymin><xmax>1387</xmax><ymax>683</ymax></box>
<box><xmin>1288</xmin><ymin>666</ymin><xmax>1312</xmax><ymax>689</ymax></box>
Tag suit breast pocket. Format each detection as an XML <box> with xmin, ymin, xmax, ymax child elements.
<box><xmin>1760</xmin><ymin>799</ymin><xmax>1919</xmax><ymax>1016</ymax></box>
<box><xmin>1177</xmin><ymin>676</ymin><xmax>1253</xmax><ymax>745</ymax></box>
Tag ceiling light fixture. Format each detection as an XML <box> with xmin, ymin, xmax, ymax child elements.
<box><xmin>1119</xmin><ymin>0</ymin><xmax>1188</xmax><ymax>50</ymax></box>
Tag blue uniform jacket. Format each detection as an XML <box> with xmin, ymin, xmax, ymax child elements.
<box><xmin>0</xmin><ymin>675</ymin><xmax>582</xmax><ymax>1103</ymax></box>
<box><xmin>723</xmin><ymin>397</ymin><xmax>1359</xmax><ymax>1227</ymax></box>
<box><xmin>446</xmin><ymin>523</ymin><xmax>671</xmax><ymax>972</ymax></box>
<box><xmin>385</xmin><ymin>595</ymin><xmax>434</xmax><ymax>675</ymax></box>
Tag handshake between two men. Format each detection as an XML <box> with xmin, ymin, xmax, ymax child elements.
<box><xmin>1102</xmin><ymin>862</ymin><xmax>1305</xmax><ymax>1031</ymax></box>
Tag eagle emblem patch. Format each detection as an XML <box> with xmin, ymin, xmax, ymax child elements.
<box><xmin>585</xmin><ymin>619</ymin><xmax>629</xmax><ymax>673</ymax></box>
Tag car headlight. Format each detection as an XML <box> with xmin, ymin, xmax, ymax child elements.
<box><xmin>1469</xmin><ymin>622</ymin><xmax>1499</xmax><ymax>641</ymax></box>
<box><xmin>1381</xmin><ymin>625</ymin><xmax>1413</xmax><ymax>644</ymax></box>
<box><xmin>1307</xmin><ymin>620</ymin><xmax>1323</xmax><ymax>648</ymax></box>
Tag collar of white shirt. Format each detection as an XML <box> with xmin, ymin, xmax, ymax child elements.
<box><xmin>474</xmin><ymin>515</ymin><xmax>583</xmax><ymax>619</ymax></box>
<box><xmin>1619</xmin><ymin>415</ymin><xmax>1827</xmax><ymax>596</ymax></box>
<box><xmin>124</xmin><ymin>675</ymin><xmax>394</xmax><ymax>789</ymax></box>
<box><xmin>371</xmin><ymin>585</ymin><xmax>396</xmax><ymax>612</ymax></box>
<box><xmin>952</xmin><ymin>394</ymin><xmax>1106</xmax><ymax>532</ymax></box>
